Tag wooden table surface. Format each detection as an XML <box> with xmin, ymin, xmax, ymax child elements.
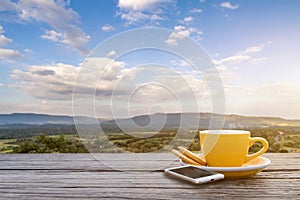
<box><xmin>0</xmin><ymin>153</ymin><xmax>299</xmax><ymax>199</ymax></box>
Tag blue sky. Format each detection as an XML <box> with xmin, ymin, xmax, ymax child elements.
<box><xmin>0</xmin><ymin>0</ymin><xmax>300</xmax><ymax>119</ymax></box>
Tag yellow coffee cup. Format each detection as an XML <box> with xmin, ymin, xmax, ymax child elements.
<box><xmin>199</xmin><ymin>130</ymin><xmax>269</xmax><ymax>167</ymax></box>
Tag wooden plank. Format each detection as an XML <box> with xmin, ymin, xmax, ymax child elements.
<box><xmin>0</xmin><ymin>153</ymin><xmax>299</xmax><ymax>199</ymax></box>
<box><xmin>1</xmin><ymin>167</ymin><xmax>299</xmax><ymax>180</ymax></box>
<box><xmin>0</xmin><ymin>182</ymin><xmax>298</xmax><ymax>199</ymax></box>
<box><xmin>0</xmin><ymin>171</ymin><xmax>299</xmax><ymax>187</ymax></box>
<box><xmin>0</xmin><ymin>153</ymin><xmax>299</xmax><ymax>171</ymax></box>
<box><xmin>0</xmin><ymin>153</ymin><xmax>298</xmax><ymax>161</ymax></box>
<box><xmin>0</xmin><ymin>171</ymin><xmax>299</xmax><ymax>196</ymax></box>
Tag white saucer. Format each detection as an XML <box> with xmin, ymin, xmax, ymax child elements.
<box><xmin>180</xmin><ymin>156</ymin><xmax>271</xmax><ymax>178</ymax></box>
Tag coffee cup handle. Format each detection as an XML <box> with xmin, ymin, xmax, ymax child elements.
<box><xmin>245</xmin><ymin>137</ymin><xmax>269</xmax><ymax>163</ymax></box>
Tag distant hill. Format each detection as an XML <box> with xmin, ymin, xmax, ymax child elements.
<box><xmin>1</xmin><ymin>112</ymin><xmax>300</xmax><ymax>129</ymax></box>
<box><xmin>102</xmin><ymin>113</ymin><xmax>300</xmax><ymax>130</ymax></box>
<box><xmin>0</xmin><ymin>113</ymin><xmax>98</xmax><ymax>125</ymax></box>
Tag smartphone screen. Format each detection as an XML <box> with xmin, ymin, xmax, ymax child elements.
<box><xmin>169</xmin><ymin>166</ymin><xmax>216</xmax><ymax>179</ymax></box>
<box><xmin>165</xmin><ymin>166</ymin><xmax>224</xmax><ymax>184</ymax></box>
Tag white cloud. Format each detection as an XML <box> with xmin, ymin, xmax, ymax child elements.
<box><xmin>184</xmin><ymin>16</ymin><xmax>193</xmax><ymax>22</ymax></box>
<box><xmin>214</xmin><ymin>44</ymin><xmax>265</xmax><ymax>66</ymax></box>
<box><xmin>0</xmin><ymin>25</ymin><xmax>13</xmax><ymax>45</ymax></box>
<box><xmin>0</xmin><ymin>48</ymin><xmax>24</xmax><ymax>61</ymax></box>
<box><xmin>189</xmin><ymin>27</ymin><xmax>203</xmax><ymax>35</ymax></box>
<box><xmin>118</xmin><ymin>0</ymin><xmax>173</xmax><ymax>11</ymax></box>
<box><xmin>40</xmin><ymin>28</ymin><xmax>90</xmax><ymax>54</ymax></box>
<box><xmin>209</xmin><ymin>44</ymin><xmax>300</xmax><ymax>118</ymax></box>
<box><xmin>106</xmin><ymin>50</ymin><xmax>116</xmax><ymax>58</ymax></box>
<box><xmin>0</xmin><ymin>25</ymin><xmax>23</xmax><ymax>62</ymax></box>
<box><xmin>220</xmin><ymin>2</ymin><xmax>239</xmax><ymax>10</ymax></box>
<box><xmin>214</xmin><ymin>55</ymin><xmax>251</xmax><ymax>65</ymax></box>
<box><xmin>119</xmin><ymin>11</ymin><xmax>149</xmax><ymax>24</ymax></box>
<box><xmin>165</xmin><ymin>25</ymin><xmax>202</xmax><ymax>46</ymax></box>
<box><xmin>190</xmin><ymin>8</ymin><xmax>202</xmax><ymax>13</ymax></box>
<box><xmin>0</xmin><ymin>0</ymin><xmax>17</xmax><ymax>11</ymax></box>
<box><xmin>184</xmin><ymin>16</ymin><xmax>194</xmax><ymax>22</ymax></box>
<box><xmin>210</xmin><ymin>44</ymin><xmax>267</xmax><ymax>101</ymax></box>
<box><xmin>250</xmin><ymin>57</ymin><xmax>266</xmax><ymax>64</ymax></box>
<box><xmin>0</xmin><ymin>83</ymin><xmax>4</xmax><ymax>87</ymax></box>
<box><xmin>0</xmin><ymin>33</ymin><xmax>13</xmax><ymax>46</ymax></box>
<box><xmin>9</xmin><ymin>57</ymin><xmax>130</xmax><ymax>100</ymax></box>
<box><xmin>174</xmin><ymin>25</ymin><xmax>185</xmax><ymax>31</ymax></box>
<box><xmin>1</xmin><ymin>0</ymin><xmax>90</xmax><ymax>54</ymax></box>
<box><xmin>10</xmin><ymin>59</ymin><xmax>211</xmax><ymax>117</ymax></box>
<box><xmin>242</xmin><ymin>45</ymin><xmax>264</xmax><ymax>54</ymax></box>
<box><xmin>102</xmin><ymin>24</ymin><xmax>115</xmax><ymax>32</ymax></box>
<box><xmin>117</xmin><ymin>0</ymin><xmax>174</xmax><ymax>25</ymax></box>
<box><xmin>41</xmin><ymin>30</ymin><xmax>63</xmax><ymax>42</ymax></box>
<box><xmin>171</xmin><ymin>59</ymin><xmax>192</xmax><ymax>67</ymax></box>
<box><xmin>23</xmin><ymin>48</ymin><xmax>32</xmax><ymax>53</ymax></box>
<box><xmin>10</xmin><ymin>62</ymin><xmax>79</xmax><ymax>100</ymax></box>
<box><xmin>180</xmin><ymin>16</ymin><xmax>196</xmax><ymax>26</ymax></box>
<box><xmin>107</xmin><ymin>66</ymin><xmax>210</xmax><ymax>117</ymax></box>
<box><xmin>165</xmin><ymin>31</ymin><xmax>189</xmax><ymax>46</ymax></box>
<box><xmin>216</xmin><ymin>65</ymin><xmax>238</xmax><ymax>85</ymax></box>
<box><xmin>223</xmin><ymin>82</ymin><xmax>300</xmax><ymax>119</ymax></box>
<box><xmin>118</xmin><ymin>10</ymin><xmax>164</xmax><ymax>25</ymax></box>
<box><xmin>179</xmin><ymin>60</ymin><xmax>191</xmax><ymax>67</ymax></box>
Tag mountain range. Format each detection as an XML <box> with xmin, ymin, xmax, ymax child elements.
<box><xmin>1</xmin><ymin>113</ymin><xmax>300</xmax><ymax>129</ymax></box>
<box><xmin>0</xmin><ymin>113</ymin><xmax>96</xmax><ymax>125</ymax></box>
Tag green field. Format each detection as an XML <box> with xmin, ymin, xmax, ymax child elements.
<box><xmin>0</xmin><ymin>139</ymin><xmax>18</xmax><ymax>153</ymax></box>
<box><xmin>0</xmin><ymin>126</ymin><xmax>299</xmax><ymax>153</ymax></box>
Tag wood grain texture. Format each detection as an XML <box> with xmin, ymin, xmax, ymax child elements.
<box><xmin>0</xmin><ymin>153</ymin><xmax>299</xmax><ymax>199</ymax></box>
